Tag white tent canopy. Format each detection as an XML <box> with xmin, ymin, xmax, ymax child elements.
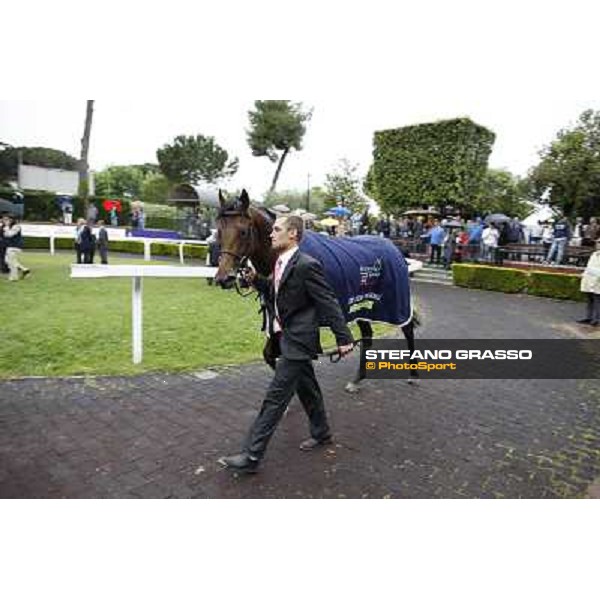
<box><xmin>521</xmin><ymin>203</ymin><xmax>560</xmax><ymax>227</ymax></box>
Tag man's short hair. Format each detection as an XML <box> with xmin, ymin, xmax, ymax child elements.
<box><xmin>282</xmin><ymin>215</ymin><xmax>304</xmax><ymax>242</ymax></box>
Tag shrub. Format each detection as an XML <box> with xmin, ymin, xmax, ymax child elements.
<box><xmin>528</xmin><ymin>271</ymin><xmax>585</xmax><ymax>301</ymax></box>
<box><xmin>22</xmin><ymin>236</ymin><xmax>207</xmax><ymax>261</ymax></box>
<box><xmin>452</xmin><ymin>264</ymin><xmax>585</xmax><ymax>301</ymax></box>
<box><xmin>453</xmin><ymin>264</ymin><xmax>528</xmax><ymax>293</ymax></box>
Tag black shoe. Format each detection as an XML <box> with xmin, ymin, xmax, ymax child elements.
<box><xmin>218</xmin><ymin>453</ymin><xmax>259</xmax><ymax>474</ymax></box>
<box><xmin>576</xmin><ymin>318</ymin><xmax>592</xmax><ymax>324</ymax></box>
<box><xmin>299</xmin><ymin>436</ymin><xmax>333</xmax><ymax>451</ymax></box>
<box><xmin>21</xmin><ymin>269</ymin><xmax>31</xmax><ymax>279</ymax></box>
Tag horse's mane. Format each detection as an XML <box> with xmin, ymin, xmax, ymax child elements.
<box><xmin>217</xmin><ymin>198</ymin><xmax>275</xmax><ymax>223</ymax></box>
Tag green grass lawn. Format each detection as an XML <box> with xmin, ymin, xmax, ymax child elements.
<box><xmin>0</xmin><ymin>252</ymin><xmax>392</xmax><ymax>378</ymax></box>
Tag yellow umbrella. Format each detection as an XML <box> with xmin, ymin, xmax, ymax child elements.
<box><xmin>320</xmin><ymin>217</ymin><xmax>340</xmax><ymax>227</ymax></box>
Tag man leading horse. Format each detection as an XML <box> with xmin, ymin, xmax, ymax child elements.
<box><xmin>219</xmin><ymin>214</ymin><xmax>354</xmax><ymax>474</ymax></box>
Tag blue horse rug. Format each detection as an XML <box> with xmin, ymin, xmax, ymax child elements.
<box><xmin>300</xmin><ymin>231</ymin><xmax>412</xmax><ymax>325</ymax></box>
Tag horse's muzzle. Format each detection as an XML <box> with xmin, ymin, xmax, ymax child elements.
<box><xmin>214</xmin><ymin>273</ymin><xmax>236</xmax><ymax>289</ymax></box>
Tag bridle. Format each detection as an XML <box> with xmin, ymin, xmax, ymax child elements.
<box><xmin>217</xmin><ymin>204</ymin><xmax>273</xmax><ymax>297</ymax></box>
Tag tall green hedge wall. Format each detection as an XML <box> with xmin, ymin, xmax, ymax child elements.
<box><xmin>372</xmin><ymin>118</ymin><xmax>496</xmax><ymax>214</ymax></box>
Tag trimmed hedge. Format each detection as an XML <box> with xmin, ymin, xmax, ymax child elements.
<box><xmin>452</xmin><ymin>264</ymin><xmax>585</xmax><ymax>301</ymax></box>
<box><xmin>23</xmin><ymin>236</ymin><xmax>207</xmax><ymax>261</ymax></box>
<box><xmin>528</xmin><ymin>271</ymin><xmax>585</xmax><ymax>301</ymax></box>
<box><xmin>453</xmin><ymin>264</ymin><xmax>528</xmax><ymax>293</ymax></box>
<box><xmin>372</xmin><ymin>117</ymin><xmax>495</xmax><ymax>214</ymax></box>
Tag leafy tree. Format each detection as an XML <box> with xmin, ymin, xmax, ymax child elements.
<box><xmin>0</xmin><ymin>144</ymin><xmax>79</xmax><ymax>182</ymax></box>
<box><xmin>94</xmin><ymin>165</ymin><xmax>146</xmax><ymax>198</ymax></box>
<box><xmin>262</xmin><ymin>187</ymin><xmax>327</xmax><ymax>214</ymax></box>
<box><xmin>324</xmin><ymin>158</ymin><xmax>368</xmax><ymax>213</ymax></box>
<box><xmin>247</xmin><ymin>101</ymin><xmax>312</xmax><ymax>193</ymax></box>
<box><xmin>476</xmin><ymin>168</ymin><xmax>530</xmax><ymax>219</ymax></box>
<box><xmin>529</xmin><ymin>109</ymin><xmax>600</xmax><ymax>219</ymax></box>
<box><xmin>140</xmin><ymin>173</ymin><xmax>171</xmax><ymax>205</ymax></box>
<box><xmin>156</xmin><ymin>134</ymin><xmax>238</xmax><ymax>184</ymax></box>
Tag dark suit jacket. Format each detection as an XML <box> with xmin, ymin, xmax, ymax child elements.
<box><xmin>256</xmin><ymin>250</ymin><xmax>354</xmax><ymax>360</ymax></box>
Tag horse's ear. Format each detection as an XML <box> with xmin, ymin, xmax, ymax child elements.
<box><xmin>239</xmin><ymin>189</ymin><xmax>250</xmax><ymax>213</ymax></box>
<box><xmin>218</xmin><ymin>189</ymin><xmax>226</xmax><ymax>207</ymax></box>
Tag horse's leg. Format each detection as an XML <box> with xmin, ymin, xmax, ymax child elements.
<box><xmin>345</xmin><ymin>319</ymin><xmax>372</xmax><ymax>394</ymax></box>
<box><xmin>401</xmin><ymin>320</ymin><xmax>419</xmax><ymax>385</ymax></box>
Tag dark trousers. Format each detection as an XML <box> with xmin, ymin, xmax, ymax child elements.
<box><xmin>0</xmin><ymin>247</ymin><xmax>9</xmax><ymax>273</ymax></box>
<box><xmin>244</xmin><ymin>356</ymin><xmax>330</xmax><ymax>460</ymax></box>
<box><xmin>585</xmin><ymin>293</ymin><xmax>600</xmax><ymax>322</ymax></box>
<box><xmin>430</xmin><ymin>244</ymin><xmax>441</xmax><ymax>263</ymax></box>
<box><xmin>99</xmin><ymin>247</ymin><xmax>108</xmax><ymax>264</ymax></box>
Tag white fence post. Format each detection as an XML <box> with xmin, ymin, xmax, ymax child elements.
<box><xmin>132</xmin><ymin>275</ymin><xmax>143</xmax><ymax>364</ymax></box>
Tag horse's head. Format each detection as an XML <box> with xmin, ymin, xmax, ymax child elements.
<box><xmin>214</xmin><ymin>189</ymin><xmax>255</xmax><ymax>288</ymax></box>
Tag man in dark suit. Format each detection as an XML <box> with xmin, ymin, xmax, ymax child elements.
<box><xmin>220</xmin><ymin>216</ymin><xmax>355</xmax><ymax>474</ymax></box>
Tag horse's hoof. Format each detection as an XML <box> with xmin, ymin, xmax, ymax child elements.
<box><xmin>345</xmin><ymin>382</ymin><xmax>360</xmax><ymax>394</ymax></box>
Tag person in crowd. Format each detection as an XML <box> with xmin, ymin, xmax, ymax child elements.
<box><xmin>205</xmin><ymin>229</ymin><xmax>220</xmax><ymax>286</ymax></box>
<box><xmin>109</xmin><ymin>206</ymin><xmax>119</xmax><ymax>227</ymax></box>
<box><xmin>351</xmin><ymin>211</ymin><xmax>363</xmax><ymax>236</ymax></box>
<box><xmin>138</xmin><ymin>206</ymin><xmax>146</xmax><ymax>230</ymax></box>
<box><xmin>454</xmin><ymin>227</ymin><xmax>470</xmax><ymax>263</ymax></box>
<box><xmin>0</xmin><ymin>214</ymin><xmax>10</xmax><ymax>274</ymax></box>
<box><xmin>442</xmin><ymin>227</ymin><xmax>455</xmax><ymax>269</ymax></box>
<box><xmin>482</xmin><ymin>223</ymin><xmax>500</xmax><ymax>262</ymax></box>
<box><xmin>572</xmin><ymin>217</ymin><xmax>584</xmax><ymax>246</ymax></box>
<box><xmin>62</xmin><ymin>201</ymin><xmax>73</xmax><ymax>225</ymax></box>
<box><xmin>428</xmin><ymin>219</ymin><xmax>445</xmax><ymax>265</ymax></box>
<box><xmin>577</xmin><ymin>238</ymin><xmax>600</xmax><ymax>326</ymax></box>
<box><xmin>467</xmin><ymin>218</ymin><xmax>483</xmax><ymax>261</ymax></box>
<box><xmin>86</xmin><ymin>202</ymin><xmax>98</xmax><ymax>224</ymax></box>
<box><xmin>545</xmin><ymin>216</ymin><xmax>571</xmax><ymax>265</ymax></box>
<box><xmin>219</xmin><ymin>215</ymin><xmax>354</xmax><ymax>474</ymax></box>
<box><xmin>529</xmin><ymin>220</ymin><xmax>543</xmax><ymax>244</ymax></box>
<box><xmin>2</xmin><ymin>215</ymin><xmax>30</xmax><ymax>281</ymax></box>
<box><xmin>505</xmin><ymin>217</ymin><xmax>523</xmax><ymax>260</ymax></box>
<box><xmin>80</xmin><ymin>220</ymin><xmax>96</xmax><ymax>264</ymax></box>
<box><xmin>97</xmin><ymin>220</ymin><xmax>109</xmax><ymax>265</ymax></box>
<box><xmin>74</xmin><ymin>218</ymin><xmax>86</xmax><ymax>264</ymax></box>
<box><xmin>541</xmin><ymin>220</ymin><xmax>554</xmax><ymax>261</ymax></box>
<box><xmin>582</xmin><ymin>217</ymin><xmax>599</xmax><ymax>248</ymax></box>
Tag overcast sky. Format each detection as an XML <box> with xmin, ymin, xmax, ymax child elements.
<box><xmin>1</xmin><ymin>1</ymin><xmax>599</xmax><ymax>201</ymax></box>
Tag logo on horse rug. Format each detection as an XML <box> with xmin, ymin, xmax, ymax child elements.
<box><xmin>300</xmin><ymin>232</ymin><xmax>412</xmax><ymax>325</ymax></box>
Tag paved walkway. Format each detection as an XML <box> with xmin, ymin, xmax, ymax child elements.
<box><xmin>1</xmin><ymin>282</ymin><xmax>598</xmax><ymax>498</ymax></box>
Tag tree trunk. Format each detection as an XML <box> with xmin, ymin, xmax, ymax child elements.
<box><xmin>269</xmin><ymin>147</ymin><xmax>290</xmax><ymax>194</ymax></box>
<box><xmin>79</xmin><ymin>100</ymin><xmax>94</xmax><ymax>214</ymax></box>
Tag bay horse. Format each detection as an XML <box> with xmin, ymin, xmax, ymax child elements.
<box><xmin>214</xmin><ymin>189</ymin><xmax>418</xmax><ymax>392</ymax></box>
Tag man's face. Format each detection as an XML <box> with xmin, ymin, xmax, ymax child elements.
<box><xmin>271</xmin><ymin>218</ymin><xmax>296</xmax><ymax>252</ymax></box>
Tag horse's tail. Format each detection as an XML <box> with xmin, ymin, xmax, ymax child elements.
<box><xmin>412</xmin><ymin>307</ymin><xmax>421</xmax><ymax>328</ymax></box>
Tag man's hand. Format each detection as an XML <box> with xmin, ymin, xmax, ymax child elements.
<box><xmin>337</xmin><ymin>343</ymin><xmax>354</xmax><ymax>357</ymax></box>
